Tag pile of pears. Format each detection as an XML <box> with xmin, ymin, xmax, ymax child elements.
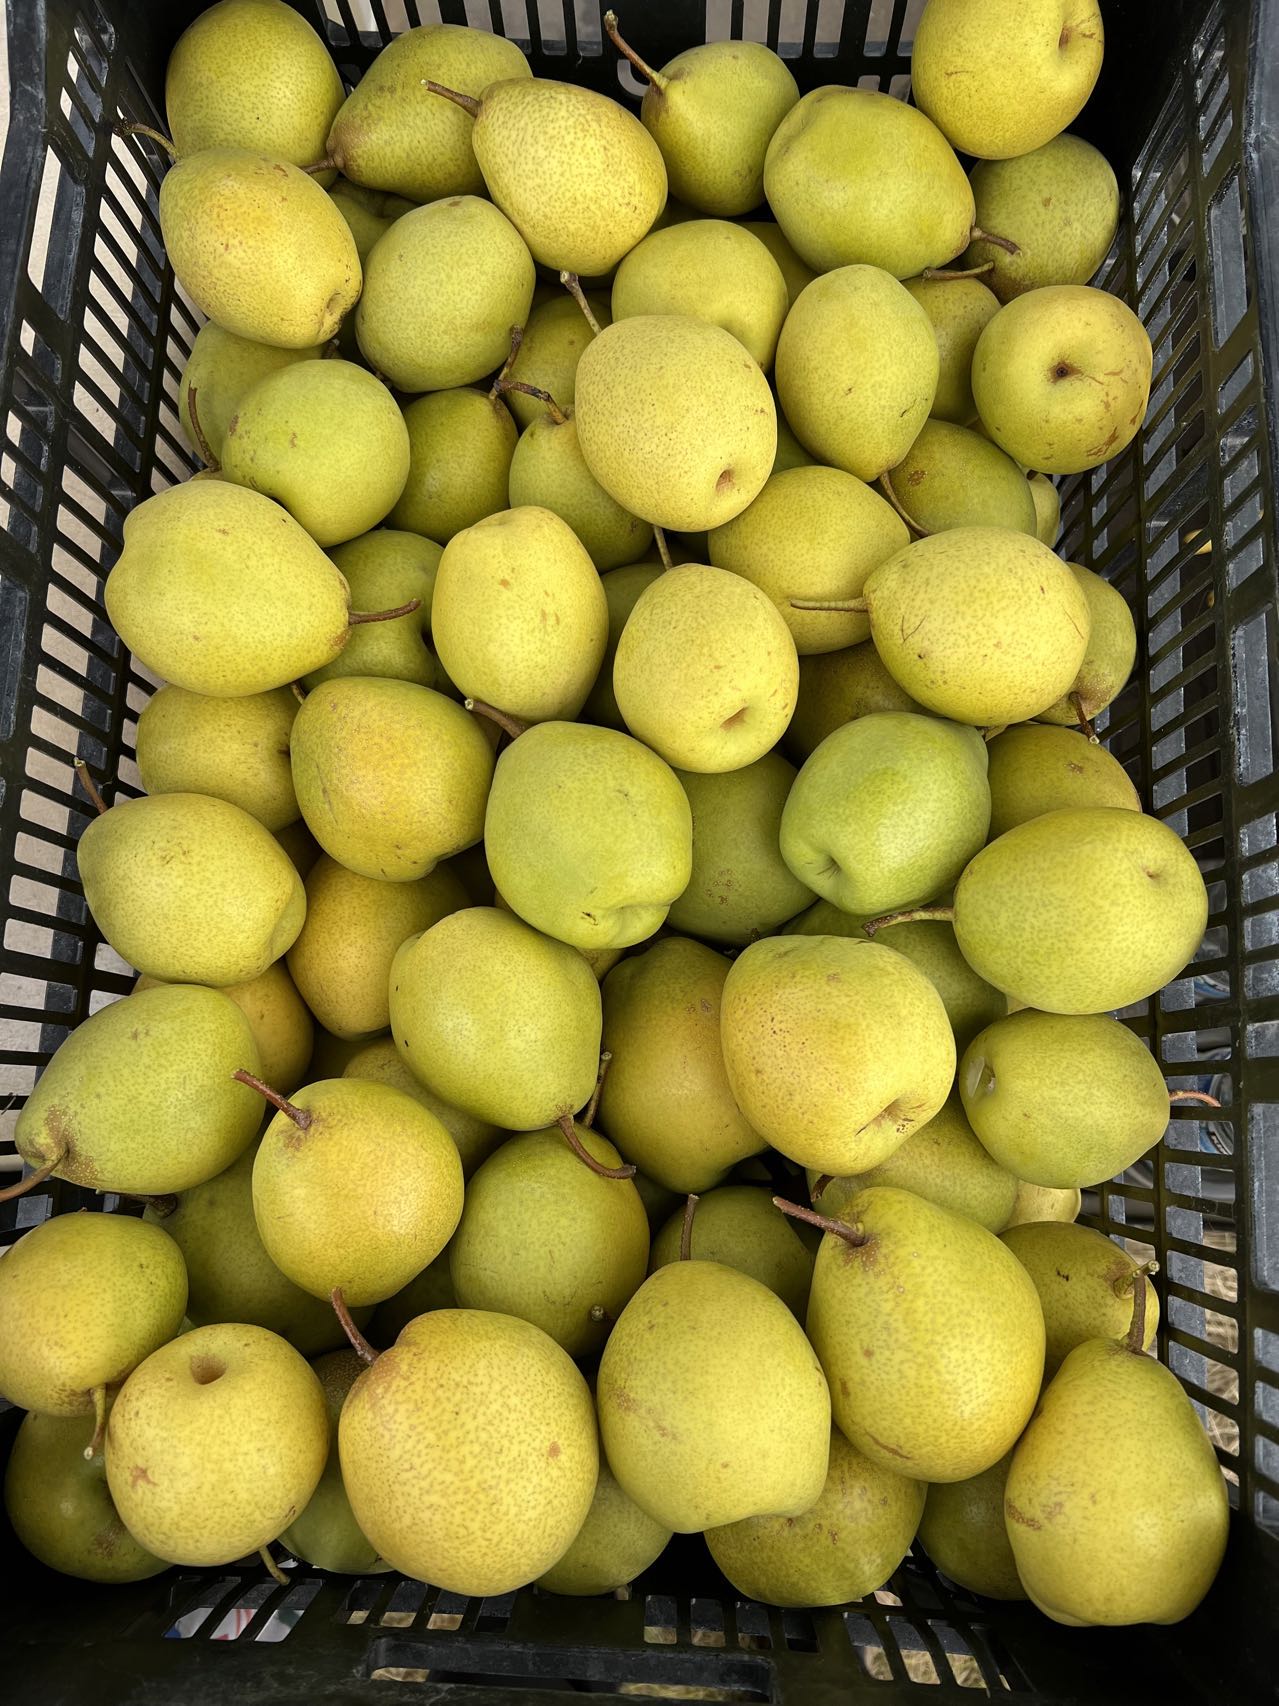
<box><xmin>2</xmin><ymin>0</ymin><xmax>1232</xmax><ymax>1636</ymax></box>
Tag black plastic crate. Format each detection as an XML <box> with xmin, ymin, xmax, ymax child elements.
<box><xmin>2</xmin><ymin>1</ymin><xmax>1278</xmax><ymax>1701</ymax></box>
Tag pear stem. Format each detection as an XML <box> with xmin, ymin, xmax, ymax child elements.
<box><xmin>862</xmin><ymin>905</ymin><xmax>954</xmax><ymax>937</ymax></box>
<box><xmin>1114</xmin><ymin>1258</ymin><xmax>1160</xmax><ymax>1300</ymax></box>
<box><xmin>464</xmin><ymin>697</ymin><xmax>528</xmax><ymax>740</ymax></box>
<box><xmin>331</xmin><ymin>1286</ymin><xmax>379</xmax><ymax>1364</ymax></box>
<box><xmin>489</xmin><ymin>326</ymin><xmax>525</xmax><ymax>401</ymax></box>
<box><xmin>811</xmin><ymin>1173</ymin><xmax>834</xmax><ymax>1201</ymax></box>
<box><xmin>348</xmin><ymin>599</ymin><xmax>422</xmax><ymax>627</ymax></box>
<box><xmin>117</xmin><ymin>122</ymin><xmax>177</xmax><ymax>161</ymax></box>
<box><xmin>557</xmin><ymin>1111</ymin><xmax>637</xmax><ymax>1179</ymax></box>
<box><xmin>420</xmin><ymin>79</ymin><xmax>481</xmax><ymax>118</ymax></box>
<box><xmin>789</xmin><ymin>597</ymin><xmax>869</xmax><ymax>615</ymax></box>
<box><xmin>83</xmin><ymin>1384</ymin><xmax>108</xmax><ymax>1460</ymax></box>
<box><xmin>1170</xmin><ymin>1090</ymin><xmax>1222</xmax><ymax>1108</ymax></box>
<box><xmin>679</xmin><ymin>1193</ymin><xmax>699</xmax><ymax>1261</ymax></box>
<box><xmin>982</xmin><ymin>724</ymin><xmax>1009</xmax><ymax>742</ymax></box>
<box><xmin>290</xmin><ymin>682</ymin><xmax>307</xmax><ymax>705</ymax></box>
<box><xmin>878</xmin><ymin>471</ymin><xmax>929</xmax><ymax>537</ymax></box>
<box><xmin>584</xmin><ymin>1050</ymin><xmax>612</xmax><ymax>1129</ymax></box>
<box><xmin>970</xmin><ymin>226</ymin><xmax>1021</xmax><ymax>256</ymax></box>
<box><xmin>494</xmin><ymin>377</ymin><xmax>569</xmax><ymax>426</ymax></box>
<box><xmin>560</xmin><ymin>272</ymin><xmax>603</xmax><ymax>335</ymax></box>
<box><xmin>300</xmin><ymin>157</ymin><xmax>337</xmax><ymax>176</ymax></box>
<box><xmin>921</xmin><ymin>261</ymin><xmax>996</xmax><ymax>281</ymax></box>
<box><xmin>773</xmin><ymin>1195</ymin><xmax>868</xmax><ymax>1248</ymax></box>
<box><xmin>185</xmin><ymin>385</ymin><xmax>220</xmax><ymax>472</ymax></box>
<box><xmin>0</xmin><ymin>1156</ymin><xmax>59</xmax><ymax>1203</ymax></box>
<box><xmin>1124</xmin><ymin>1265</ymin><xmax>1148</xmax><ymax>1354</ymax></box>
<box><xmin>1070</xmin><ymin>691</ymin><xmax>1100</xmax><ymax>744</ymax></box>
<box><xmin>653</xmin><ymin>526</ymin><xmax>674</xmax><ymax>570</ymax></box>
<box><xmin>602</xmin><ymin>11</ymin><xmax>669</xmax><ymax>91</ymax></box>
<box><xmin>589</xmin><ymin>1302</ymin><xmax>616</xmax><ymax>1326</ymax></box>
<box><xmin>136</xmin><ymin>1193</ymin><xmax>177</xmax><ymax>1218</ymax></box>
<box><xmin>73</xmin><ymin>759</ymin><xmax>109</xmax><ymax>816</ymax></box>
<box><xmin>232</xmin><ymin>1069</ymin><xmax>312</xmax><ymax>1130</ymax></box>
<box><xmin>258</xmin><ymin>1544</ymin><xmax>289</xmax><ymax>1586</ymax></box>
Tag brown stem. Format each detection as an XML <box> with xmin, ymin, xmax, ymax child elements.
<box><xmin>83</xmin><ymin>1383</ymin><xmax>108</xmax><ymax>1461</ymax></box>
<box><xmin>789</xmin><ymin>597</ymin><xmax>869</xmax><ymax>614</ymax></box>
<box><xmin>74</xmin><ymin>759</ymin><xmax>109</xmax><ymax>816</ymax></box>
<box><xmin>584</xmin><ymin>1050</ymin><xmax>612</xmax><ymax>1129</ymax></box>
<box><xmin>331</xmin><ymin>1286</ymin><xmax>379</xmax><ymax>1364</ymax></box>
<box><xmin>878</xmin><ymin>471</ymin><xmax>929</xmax><ymax>537</ymax></box>
<box><xmin>982</xmin><ymin>724</ymin><xmax>1009</xmax><ymax>743</ymax></box>
<box><xmin>811</xmin><ymin>1173</ymin><xmax>833</xmax><ymax>1201</ymax></box>
<box><xmin>1114</xmin><ymin>1258</ymin><xmax>1159</xmax><ymax>1299</ymax></box>
<box><xmin>679</xmin><ymin>1193</ymin><xmax>699</xmax><ymax>1261</ymax></box>
<box><xmin>772</xmin><ymin>1196</ymin><xmax>868</xmax><ymax>1248</ymax></box>
<box><xmin>185</xmin><ymin>384</ymin><xmax>219</xmax><ymax>472</ymax></box>
<box><xmin>489</xmin><ymin>325</ymin><xmax>525</xmax><ymax>401</ymax></box>
<box><xmin>290</xmin><ymin>682</ymin><xmax>307</xmax><ymax>705</ymax></box>
<box><xmin>117</xmin><ymin>122</ymin><xmax>177</xmax><ymax>161</ymax></box>
<box><xmin>0</xmin><ymin>1156</ymin><xmax>60</xmax><ymax>1203</ymax></box>
<box><xmin>559</xmin><ymin>272</ymin><xmax>603</xmax><ymax>335</ymax></box>
<box><xmin>970</xmin><ymin>226</ymin><xmax>1021</xmax><ymax>256</ymax></box>
<box><xmin>1071</xmin><ymin>691</ymin><xmax>1099</xmax><ymax>744</ymax></box>
<box><xmin>921</xmin><ymin>261</ymin><xmax>996</xmax><ymax>281</ymax></box>
<box><xmin>464</xmin><ymin>697</ymin><xmax>528</xmax><ymax>740</ymax></box>
<box><xmin>494</xmin><ymin>377</ymin><xmax>569</xmax><ymax>425</ymax></box>
<box><xmin>602</xmin><ymin>11</ymin><xmax>668</xmax><ymax>90</ymax></box>
<box><xmin>232</xmin><ymin>1069</ymin><xmax>312</xmax><ymax>1129</ymax></box>
<box><xmin>1124</xmin><ymin>1265</ymin><xmax>1148</xmax><ymax>1354</ymax></box>
<box><xmin>258</xmin><ymin>1544</ymin><xmax>289</xmax><ymax>1586</ymax></box>
<box><xmin>125</xmin><ymin>1192</ymin><xmax>176</xmax><ymax>1218</ymax></box>
<box><xmin>589</xmin><ymin>1302</ymin><xmax>616</xmax><ymax>1326</ymax></box>
<box><xmin>861</xmin><ymin>905</ymin><xmax>954</xmax><ymax>937</ymax></box>
<box><xmin>653</xmin><ymin>526</ymin><xmax>673</xmax><ymax>570</ymax></box>
<box><xmin>1170</xmin><ymin>1090</ymin><xmax>1222</xmax><ymax>1108</ymax></box>
<box><xmin>420</xmin><ymin>80</ymin><xmax>482</xmax><ymax>118</ymax></box>
<box><xmin>557</xmin><ymin>1111</ymin><xmax>636</xmax><ymax>1179</ymax></box>
<box><xmin>348</xmin><ymin>599</ymin><xmax>422</xmax><ymax>626</ymax></box>
<box><xmin>321</xmin><ymin>337</ymin><xmax>341</xmax><ymax>360</ymax></box>
<box><xmin>300</xmin><ymin>156</ymin><xmax>337</xmax><ymax>176</ymax></box>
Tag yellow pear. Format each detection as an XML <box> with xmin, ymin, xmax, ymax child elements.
<box><xmin>135</xmin><ymin>684</ymin><xmax>299</xmax><ymax>832</ymax></box>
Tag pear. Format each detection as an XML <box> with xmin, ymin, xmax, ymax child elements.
<box><xmin>581</xmin><ymin>564</ymin><xmax>662</xmax><ymax>729</ymax></box>
<box><xmin>911</xmin><ymin>0</ymin><xmax>1104</xmax><ymax>159</ymax></box>
<box><xmin>389</xmin><ymin>907</ymin><xmax>602</xmax><ymax>1131</ymax></box>
<box><xmin>816</xmin><ymin>1097</ymin><xmax>1018</xmax><ymax>1234</ymax></box>
<box><xmin>449</xmin><ymin>1126</ymin><xmax>649</xmax><ymax>1355</ymax></box>
<box><xmin>861</xmin><ymin>527</ymin><xmax>1091</xmax><ymax>725</ymax></box>
<box><xmin>597</xmin><ymin>1261</ymin><xmax>830</xmax><ymax>1531</ymax></box>
<box><xmin>0</xmin><ymin>1214</ymin><xmax>186</xmax><ymax>1419</ymax></box>
<box><xmin>575</xmin><ymin>316</ymin><xmax>776</xmax><ymax>531</ymax></box>
<box><xmin>599</xmin><ymin>938</ymin><xmax>766</xmax><ymax>1193</ymax></box>
<box><xmin>741</xmin><ymin>222</ymin><xmax>815</xmax><ymax>309</ymax></box>
<box><xmin>78</xmin><ymin>791</ymin><xmax>304</xmax><ymax>985</ymax></box>
<box><xmin>805</xmin><ymin>1185</ymin><xmax>1044</xmax><ymax>1480</ymax></box>
<box><xmin>1038</xmin><ymin>563</ymin><xmax>1137</xmax><ymax>730</ymax></box>
<box><xmin>104</xmin><ymin>480</ymin><xmax>352</xmax><ymax>696</ymax></box>
<box><xmin>106</xmin><ymin>1323</ymin><xmax>328</xmax><ymax>1566</ymax></box>
<box><xmin>290</xmin><ymin>677</ymin><xmax>494</xmax><ymax>881</ymax></box>
<box><xmin>178</xmin><ymin>323</ymin><xmax>323</xmax><ymax>464</ymax></box>
<box><xmin>483</xmin><ymin>722</ymin><xmax>691</xmax><ymax>952</ymax></box>
<box><xmin>287</xmin><ymin>856</ymin><xmax>467</xmax><ymax>1038</ymax></box>
<box><xmin>281</xmin><ymin>1350</ymin><xmax>387</xmax><ymax>1574</ymax></box>
<box><xmin>886</xmin><ymin>422</ymin><xmax>1038</xmax><ymax>535</ymax></box>
<box><xmin>328</xmin><ymin>180</ymin><xmax>417</xmax><ymax>263</ymax></box>
<box><xmin>904</xmin><ymin>275</ymin><xmax>1001</xmax><ymax>425</ymax></box>
<box><xmin>219</xmin><ymin>360</ymin><xmax>410</xmax><ymax>547</ymax></box>
<box><xmin>951</xmin><ymin>808</ymin><xmax>1209</xmax><ymax>1013</ymax></box>
<box><xmin>772</xmin><ymin>415</ymin><xmax>815</xmax><ymax>474</ymax></box>
<box><xmin>5</xmin><ymin>1411</ymin><xmax>168</xmax><ymax>1582</ymax></box>
<box><xmin>392</xmin><ymin>389</ymin><xmax>517</xmax><ymax>545</ymax></box>
<box><xmin>136</xmin><ymin>684</ymin><xmax>299</xmax><ymax>831</ymax></box>
<box><xmin>775</xmin><ymin>268</ymin><xmax>939</xmax><ymax>481</ymax></box>
<box><xmin>506</xmin><ymin>402</ymin><xmax>654</xmax><ymax>571</ymax></box>
<box><xmin>1006</xmin><ymin>1180</ymin><xmax>1082</xmax><ymax>1227</ymax></box>
<box><xmin>136</xmin><ymin>961</ymin><xmax>313</xmax><ymax>1095</ymax></box>
<box><xmin>431</xmin><ymin>506</ymin><xmax>608</xmax><ymax>724</ymax></box>
<box><xmin>987</xmin><ymin>724</ymin><xmax>1140</xmax><ymax>836</ymax></box>
<box><xmin>158</xmin><ymin>148</ymin><xmax>359</xmax><ymax>348</ymax></box>
<box><xmin>165</xmin><ymin>0</ymin><xmax>343</xmax><ymax>166</ymax></box>
<box><xmin>307</xmin><ymin>530</ymin><xmax>442</xmax><ymax>690</ymax></box>
<box><xmin>368</xmin><ymin>1252</ymin><xmax>456</xmax><ymax>1345</ymax></box>
<box><xmin>707</xmin><ymin>1428</ymin><xmax>924</xmax><ymax>1608</ymax></box>
<box><xmin>324</xmin><ymin>23</ymin><xmax>531</xmax><ymax>202</ymax></box>
<box><xmin>611</xmin><ymin>221</ymin><xmax>788</xmax><ymax>369</ymax></box>
<box><xmin>537</xmin><ymin>1460</ymin><xmax>671</xmax><ymax>1596</ymax></box>
<box><xmin>503</xmin><ymin>292</ymin><xmax>612</xmax><ymax>430</ymax></box>
<box><xmin>344</xmin><ymin>1038</ymin><xmax>501</xmax><ymax>1178</ymax></box>
<box><xmin>667</xmin><ymin>754</ymin><xmax>811</xmax><ymax>946</ymax></box>
<box><xmin>1028</xmin><ymin>472</ymin><xmax>1061</xmax><ymax>545</ymax></box>
<box><xmin>764</xmin><ymin>87</ymin><xmax>974</xmax><ymax>277</ymax></box>
<box><xmin>145</xmin><ymin>1145</ymin><xmax>365</xmax><ymax>1355</ymax></box>
<box><xmin>784</xmin><ymin>641</ymin><xmax>926</xmax><ymax>763</ymax></box>
<box><xmin>708</xmin><ymin>466</ymin><xmax>908</xmax><ymax>654</ymax></box>
<box><xmin>917</xmin><ymin>1453</ymin><xmax>1025</xmax><ymax>1600</ymax></box>
<box><xmin>972</xmin><ymin>285</ymin><xmax>1153</xmax><ymax>474</ymax></box>
<box><xmin>780</xmin><ymin>712</ymin><xmax>991</xmax><ymax>915</ymax></box>
<box><xmin>612</xmin><ymin>565</ymin><xmax>798</xmax><ymax>773</ymax></box>
<box><xmin>355</xmin><ymin>198</ymin><xmax>535</xmax><ymax>393</ymax></box>
<box><xmin>966</xmin><ymin>136</ymin><xmax>1119</xmax><ymax>299</ymax></box>
<box><xmin>720</xmin><ymin>936</ymin><xmax>955</xmax><ymax>1175</ymax></box>
<box><xmin>649</xmin><ymin>1187</ymin><xmax>814</xmax><ymax>1317</ymax></box>
<box><xmin>1003</xmin><ymin>1222</ymin><xmax>1159</xmax><ymax>1376</ymax></box>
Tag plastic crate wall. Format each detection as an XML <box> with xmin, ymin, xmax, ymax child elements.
<box><xmin>1</xmin><ymin>1</ymin><xmax>1278</xmax><ymax>1702</ymax></box>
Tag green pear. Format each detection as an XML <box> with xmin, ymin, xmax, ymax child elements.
<box><xmin>281</xmin><ymin>1350</ymin><xmax>388</xmax><ymax>1573</ymax></box>
<box><xmin>911</xmin><ymin>0</ymin><xmax>1104</xmax><ymax>159</ymax></box>
<box><xmin>106</xmin><ymin>1323</ymin><xmax>328</xmax><ymax>1565</ymax></box>
<box><xmin>917</xmin><ymin>1453</ymin><xmax>1025</xmax><ymax>1599</ymax></box>
<box><xmin>597</xmin><ymin>1261</ymin><xmax>830</xmax><ymax>1530</ymax></box>
<box><xmin>78</xmin><ymin>792</ymin><xmax>305</xmax><ymax>985</ymax></box>
<box><xmin>449</xmin><ymin>1126</ymin><xmax>649</xmax><ymax>1355</ymax></box>
<box><xmin>972</xmin><ymin>285</ymin><xmax>1152</xmax><ymax>474</ymax></box>
<box><xmin>432</xmin><ymin>506</ymin><xmax>608</xmax><ymax>723</ymax></box>
<box><xmin>1038</xmin><ymin>563</ymin><xmax>1137</xmax><ymax>729</ymax></box>
<box><xmin>764</xmin><ymin>87</ymin><xmax>974</xmax><ymax>276</ymax></box>
<box><xmin>776</xmin><ymin>268</ymin><xmax>940</xmax><ymax>480</ymax></box>
<box><xmin>582</xmin><ymin>564</ymin><xmax>662</xmax><ymax>728</ymax></box>
<box><xmin>1005</xmin><ymin>1180</ymin><xmax>1082</xmax><ymax>1227</ymax></box>
<box><xmin>610</xmin><ymin>221</ymin><xmax>788</xmax><ymax>369</ymax></box>
<box><xmin>136</xmin><ymin>962</ymin><xmax>313</xmax><ymax>1095</ymax></box>
<box><xmin>328</xmin><ymin>180</ymin><xmax>417</xmax><ymax>263</ymax></box>
<box><xmin>904</xmin><ymin>274</ymin><xmax>1001</xmax><ymax>425</ymax></box>
<box><xmin>158</xmin><ymin>148</ymin><xmax>359</xmax><ymax>348</ymax></box>
<box><xmin>575</xmin><ymin>316</ymin><xmax>776</xmax><ymax>531</ymax></box>
<box><xmin>706</xmin><ymin>1428</ymin><xmax>924</xmax><ymax>1607</ymax></box>
<box><xmin>506</xmin><ymin>402</ymin><xmax>654</xmax><ymax>571</ymax></box>
<box><xmin>861</xmin><ymin>527</ymin><xmax>1091</xmax><ymax>725</ymax></box>
<box><xmin>1028</xmin><ymin>472</ymin><xmax>1061</xmax><ymax>545</ymax></box>
<box><xmin>104</xmin><ymin>480</ymin><xmax>352</xmax><ymax>696</ymax></box>
<box><xmin>368</xmin><ymin>1251</ymin><xmax>456</xmax><ymax>1345</ymax></box>
<box><xmin>178</xmin><ymin>323</ymin><xmax>322</xmax><ymax>464</ymax></box>
<box><xmin>389</xmin><ymin>907</ymin><xmax>602</xmax><ymax>1130</ymax></box>
<box><xmin>287</xmin><ymin>856</ymin><xmax>467</xmax><ymax>1038</ymax></box>
<box><xmin>5</xmin><ymin>1411</ymin><xmax>169</xmax><ymax>1582</ymax></box>
<box><xmin>355</xmin><ymin>198</ymin><xmax>535</xmax><ymax>392</ymax></box>
<box><xmin>503</xmin><ymin>292</ymin><xmax>612</xmax><ymax>430</ymax></box>
<box><xmin>806</xmin><ymin>1185</ymin><xmax>1044</xmax><ymax>1479</ymax></box>
<box><xmin>392</xmin><ymin>389</ymin><xmax>517</xmax><ymax>545</ymax></box>
<box><xmin>136</xmin><ymin>684</ymin><xmax>299</xmax><ymax>831</ymax></box>
<box><xmin>951</xmin><ymin>808</ymin><xmax>1209</xmax><ymax>1013</ymax></box>
<box><xmin>599</xmin><ymin>938</ymin><xmax>765</xmax><ymax>1193</ymax></box>
<box><xmin>649</xmin><ymin>1187</ymin><xmax>814</xmax><ymax>1317</ymax></box>
<box><xmin>966</xmin><ymin>135</ymin><xmax>1119</xmax><ymax>299</ymax></box>
<box><xmin>219</xmin><ymin>360</ymin><xmax>409</xmax><ymax>546</ymax></box>
<box><xmin>784</xmin><ymin>641</ymin><xmax>926</xmax><ymax>762</ymax></box>
<box><xmin>612</xmin><ymin>565</ymin><xmax>798</xmax><ymax>772</ymax></box>
<box><xmin>344</xmin><ymin>1038</ymin><xmax>501</xmax><ymax>1178</ymax></box>
<box><xmin>741</xmin><ymin>221</ymin><xmax>815</xmax><ymax>308</ymax></box>
<box><xmin>708</xmin><ymin>465</ymin><xmax>908</xmax><ymax>654</ymax></box>
<box><xmin>307</xmin><ymin>530</ymin><xmax>441</xmax><ymax>690</ymax></box>
<box><xmin>1003</xmin><ymin>1222</ymin><xmax>1159</xmax><ymax>1376</ymax></box>
<box><xmin>720</xmin><ymin>937</ymin><xmax>955</xmax><ymax>1175</ymax></box>
<box><xmin>537</xmin><ymin>1460</ymin><xmax>671</xmax><ymax>1596</ymax></box>
<box><xmin>483</xmin><ymin>721</ymin><xmax>691</xmax><ymax>952</ymax></box>
<box><xmin>290</xmin><ymin>676</ymin><xmax>494</xmax><ymax>881</ymax></box>
<box><xmin>780</xmin><ymin>712</ymin><xmax>991</xmax><ymax>915</ymax></box>
<box><xmin>987</xmin><ymin>723</ymin><xmax>1140</xmax><ymax>836</ymax></box>
<box><xmin>886</xmin><ymin>421</ymin><xmax>1038</xmax><ymax>535</ymax></box>
<box><xmin>324</xmin><ymin>23</ymin><xmax>530</xmax><ymax>202</ymax></box>
<box><xmin>667</xmin><ymin>753</ymin><xmax>811</xmax><ymax>946</ymax></box>
<box><xmin>0</xmin><ymin>1214</ymin><xmax>185</xmax><ymax>1417</ymax></box>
